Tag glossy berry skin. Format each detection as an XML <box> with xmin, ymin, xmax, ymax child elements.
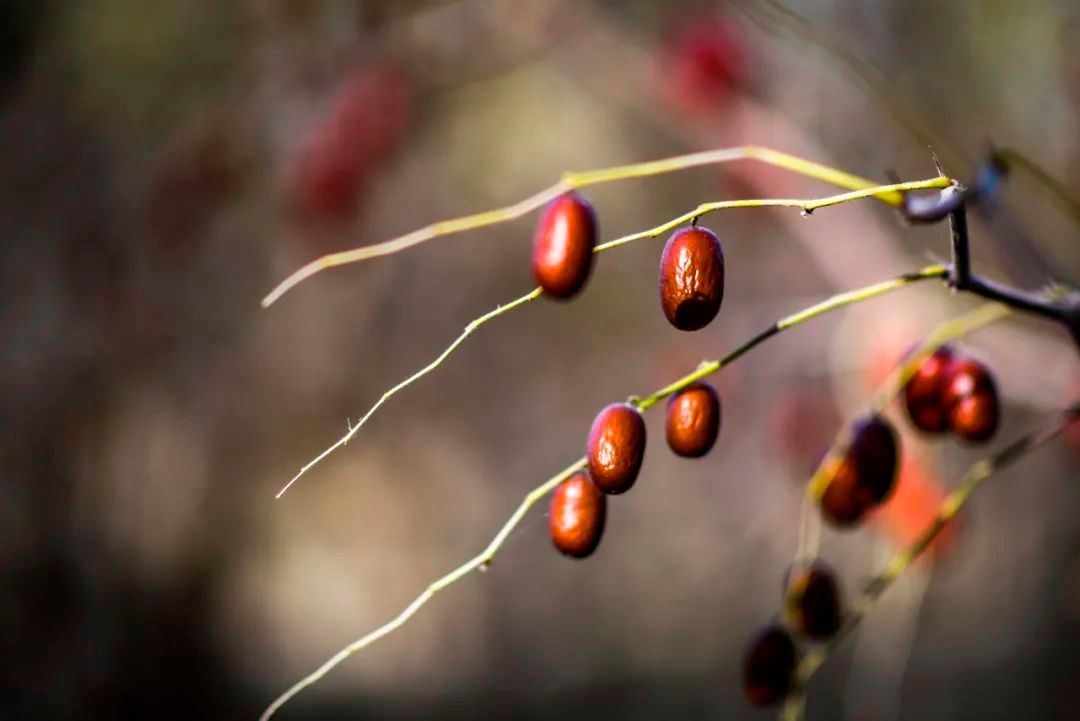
<box><xmin>665</xmin><ymin>382</ymin><xmax>722</xmax><ymax>457</ymax></box>
<box><xmin>785</xmin><ymin>563</ymin><xmax>842</xmax><ymax>641</ymax></box>
<box><xmin>819</xmin><ymin>415</ymin><xmax>899</xmax><ymax>528</ymax></box>
<box><xmin>742</xmin><ymin>625</ymin><xmax>797</xmax><ymax>706</ymax></box>
<box><xmin>943</xmin><ymin>358</ymin><xmax>999</xmax><ymax>443</ymax></box>
<box><xmin>903</xmin><ymin>345</ymin><xmax>956</xmax><ymax>434</ymax></box>
<box><xmin>586</xmin><ymin>403</ymin><xmax>647</xmax><ymax>495</ymax></box>
<box><xmin>531</xmin><ymin>191</ymin><xmax>598</xmax><ymax>299</ymax></box>
<box><xmin>549</xmin><ymin>472</ymin><xmax>606</xmax><ymax>558</ymax></box>
<box><xmin>658</xmin><ymin>226</ymin><xmax>725</xmax><ymax>331</ymax></box>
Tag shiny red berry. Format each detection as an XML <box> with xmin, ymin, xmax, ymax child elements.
<box><xmin>531</xmin><ymin>191</ymin><xmax>598</xmax><ymax>299</ymax></box>
<box><xmin>742</xmin><ymin>625</ymin><xmax>797</xmax><ymax>706</ymax></box>
<box><xmin>549</xmin><ymin>472</ymin><xmax>606</xmax><ymax>558</ymax></box>
<box><xmin>586</xmin><ymin>403</ymin><xmax>646</xmax><ymax>495</ymax></box>
<box><xmin>658</xmin><ymin>226</ymin><xmax>725</xmax><ymax>331</ymax></box>
<box><xmin>818</xmin><ymin>415</ymin><xmax>899</xmax><ymax>528</ymax></box>
<box><xmin>785</xmin><ymin>563</ymin><xmax>843</xmax><ymax>641</ymax></box>
<box><xmin>942</xmin><ymin>358</ymin><xmax>999</xmax><ymax>443</ymax></box>
<box><xmin>665</xmin><ymin>382</ymin><xmax>722</xmax><ymax>457</ymax></box>
<box><xmin>903</xmin><ymin>345</ymin><xmax>956</xmax><ymax>434</ymax></box>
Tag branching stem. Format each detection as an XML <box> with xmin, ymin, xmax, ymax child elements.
<box><xmin>274</xmin><ymin>178</ymin><xmax>948</xmax><ymax>498</ymax></box>
<box><xmin>261</xmin><ymin>146</ymin><xmax>940</xmax><ymax>307</ymax></box>
<box><xmin>259</xmin><ymin>265</ymin><xmax>947</xmax><ymax>721</ymax></box>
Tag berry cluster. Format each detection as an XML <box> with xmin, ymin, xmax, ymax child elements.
<box><xmin>740</xmin><ymin>347</ymin><xmax>1002</xmax><ymax>707</ymax></box>
<box><xmin>532</xmin><ymin>190</ymin><xmax>1008</xmax><ymax>707</ymax></box>
<box><xmin>532</xmin><ymin>192</ymin><xmax>726</xmax><ymax>557</ymax></box>
<box><xmin>744</xmin><ymin>562</ymin><xmax>844</xmax><ymax>705</ymax></box>
<box><xmin>904</xmin><ymin>345</ymin><xmax>1000</xmax><ymax>443</ymax></box>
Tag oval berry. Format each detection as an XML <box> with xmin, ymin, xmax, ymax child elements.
<box><xmin>847</xmin><ymin>415</ymin><xmax>899</xmax><ymax>504</ymax></box>
<box><xmin>658</xmin><ymin>225</ymin><xmax>725</xmax><ymax>331</ymax></box>
<box><xmin>903</xmin><ymin>345</ymin><xmax>956</xmax><ymax>434</ymax></box>
<box><xmin>818</xmin><ymin>415</ymin><xmax>899</xmax><ymax>528</ymax></box>
<box><xmin>586</xmin><ymin>403</ymin><xmax>646</xmax><ymax>495</ymax></box>
<box><xmin>819</xmin><ymin>455</ymin><xmax>872</xmax><ymax>528</ymax></box>
<box><xmin>531</xmin><ymin>191</ymin><xmax>597</xmax><ymax>299</ymax></box>
<box><xmin>665</xmin><ymin>382</ymin><xmax>722</xmax><ymax>457</ymax></box>
<box><xmin>742</xmin><ymin>625</ymin><xmax>797</xmax><ymax>706</ymax></box>
<box><xmin>549</xmin><ymin>472</ymin><xmax>606</xmax><ymax>558</ymax></box>
<box><xmin>785</xmin><ymin>563</ymin><xmax>842</xmax><ymax>641</ymax></box>
<box><xmin>943</xmin><ymin>358</ymin><xmax>999</xmax><ymax>443</ymax></box>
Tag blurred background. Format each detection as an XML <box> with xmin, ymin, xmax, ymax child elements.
<box><xmin>3</xmin><ymin>1</ymin><xmax>1080</xmax><ymax>719</ymax></box>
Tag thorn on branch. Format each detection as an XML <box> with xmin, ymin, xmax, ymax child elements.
<box><xmin>899</xmin><ymin>151</ymin><xmax>1011</xmax><ymax>225</ymax></box>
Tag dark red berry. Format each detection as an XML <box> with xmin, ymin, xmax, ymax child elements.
<box><xmin>586</xmin><ymin>403</ymin><xmax>646</xmax><ymax>494</ymax></box>
<box><xmin>942</xmin><ymin>358</ymin><xmax>999</xmax><ymax>442</ymax></box>
<box><xmin>785</xmin><ymin>563</ymin><xmax>842</xmax><ymax>641</ymax></box>
<box><xmin>819</xmin><ymin>456</ymin><xmax>872</xmax><ymax>528</ymax></box>
<box><xmin>658</xmin><ymin>226</ymin><xmax>725</xmax><ymax>331</ymax></box>
<box><xmin>742</xmin><ymin>625</ymin><xmax>797</xmax><ymax>706</ymax></box>
<box><xmin>531</xmin><ymin>191</ymin><xmax>598</xmax><ymax>299</ymax></box>
<box><xmin>903</xmin><ymin>345</ymin><xmax>956</xmax><ymax>434</ymax></box>
<box><xmin>847</xmin><ymin>415</ymin><xmax>900</xmax><ymax>504</ymax></box>
<box><xmin>665</xmin><ymin>382</ymin><xmax>722</xmax><ymax>457</ymax></box>
<box><xmin>818</xmin><ymin>415</ymin><xmax>899</xmax><ymax>528</ymax></box>
<box><xmin>549</xmin><ymin>472</ymin><xmax>606</xmax><ymax>558</ymax></box>
<box><xmin>286</xmin><ymin>65</ymin><xmax>411</xmax><ymax>222</ymax></box>
<box><xmin>661</xmin><ymin>16</ymin><xmax>746</xmax><ymax>117</ymax></box>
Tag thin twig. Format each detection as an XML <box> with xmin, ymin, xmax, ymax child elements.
<box><xmin>259</xmin><ymin>265</ymin><xmax>947</xmax><ymax>721</ymax></box>
<box><xmin>261</xmin><ymin>146</ymin><xmax>943</xmax><ymax>307</ymax></box>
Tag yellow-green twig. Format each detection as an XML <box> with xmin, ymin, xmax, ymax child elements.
<box><xmin>275</xmin><ymin>180</ymin><xmax>949</xmax><ymax>498</ymax></box>
<box><xmin>274</xmin><ymin>288</ymin><xmax>543</xmax><ymax>498</ymax></box>
<box><xmin>261</xmin><ymin>145</ymin><xmax>946</xmax><ymax>307</ymax></box>
<box><xmin>260</xmin><ymin>265</ymin><xmax>946</xmax><ymax>721</ymax></box>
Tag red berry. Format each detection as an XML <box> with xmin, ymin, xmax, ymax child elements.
<box><xmin>818</xmin><ymin>415</ymin><xmax>899</xmax><ymax>528</ymax></box>
<box><xmin>658</xmin><ymin>226</ymin><xmax>725</xmax><ymax>331</ymax></box>
<box><xmin>942</xmin><ymin>358</ymin><xmax>1000</xmax><ymax>443</ymax></box>
<box><xmin>665</xmin><ymin>382</ymin><xmax>722</xmax><ymax>457</ymax></box>
<box><xmin>286</xmin><ymin>65</ymin><xmax>412</xmax><ymax>222</ymax></box>
<box><xmin>549</xmin><ymin>472</ymin><xmax>606</xmax><ymax>558</ymax></box>
<box><xmin>819</xmin><ymin>456</ymin><xmax>872</xmax><ymax>528</ymax></box>
<box><xmin>848</xmin><ymin>415</ymin><xmax>900</xmax><ymax>504</ymax></box>
<box><xmin>660</xmin><ymin>16</ymin><xmax>746</xmax><ymax>117</ymax></box>
<box><xmin>785</xmin><ymin>563</ymin><xmax>843</xmax><ymax>641</ymax></box>
<box><xmin>903</xmin><ymin>345</ymin><xmax>956</xmax><ymax>434</ymax></box>
<box><xmin>531</xmin><ymin>191</ymin><xmax>598</xmax><ymax>299</ymax></box>
<box><xmin>586</xmin><ymin>403</ymin><xmax>647</xmax><ymax>495</ymax></box>
<box><xmin>742</xmin><ymin>625</ymin><xmax>797</xmax><ymax>706</ymax></box>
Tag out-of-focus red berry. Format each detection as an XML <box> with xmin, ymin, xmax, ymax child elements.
<box><xmin>785</xmin><ymin>562</ymin><xmax>843</xmax><ymax>641</ymax></box>
<box><xmin>659</xmin><ymin>16</ymin><xmax>746</xmax><ymax>116</ymax></box>
<box><xmin>941</xmin><ymin>358</ymin><xmax>999</xmax><ymax>443</ymax></box>
<box><xmin>903</xmin><ymin>345</ymin><xmax>956</xmax><ymax>434</ymax></box>
<box><xmin>818</xmin><ymin>415</ymin><xmax>899</xmax><ymax>528</ymax></box>
<box><xmin>742</xmin><ymin>625</ymin><xmax>797</xmax><ymax>706</ymax></box>
<box><xmin>285</xmin><ymin>65</ymin><xmax>412</xmax><ymax>223</ymax></box>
